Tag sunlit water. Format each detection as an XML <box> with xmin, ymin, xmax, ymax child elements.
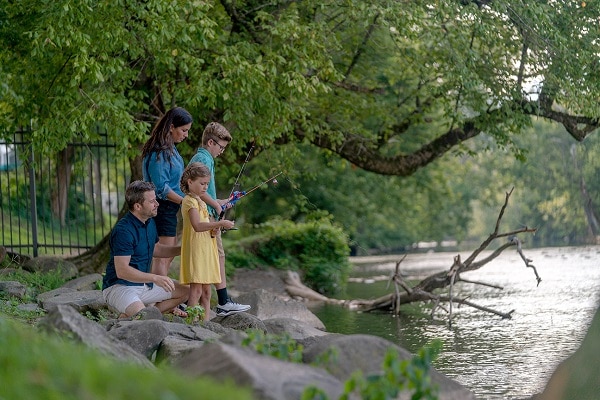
<box><xmin>311</xmin><ymin>246</ymin><xmax>600</xmax><ymax>399</ymax></box>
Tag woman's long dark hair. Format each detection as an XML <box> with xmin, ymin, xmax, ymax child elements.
<box><xmin>141</xmin><ymin>107</ymin><xmax>193</xmax><ymax>162</ymax></box>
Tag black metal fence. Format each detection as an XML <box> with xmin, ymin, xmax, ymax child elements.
<box><xmin>0</xmin><ymin>128</ymin><xmax>130</xmax><ymax>257</ymax></box>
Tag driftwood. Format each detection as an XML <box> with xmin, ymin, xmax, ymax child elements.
<box><xmin>286</xmin><ymin>188</ymin><xmax>541</xmax><ymax>325</ymax></box>
<box><xmin>284</xmin><ymin>271</ymin><xmax>345</xmax><ymax>304</ymax></box>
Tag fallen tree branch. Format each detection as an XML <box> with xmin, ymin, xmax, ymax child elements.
<box><xmin>283</xmin><ymin>188</ymin><xmax>541</xmax><ymax>324</ymax></box>
<box><xmin>457</xmin><ymin>277</ymin><xmax>504</xmax><ymax>290</ymax></box>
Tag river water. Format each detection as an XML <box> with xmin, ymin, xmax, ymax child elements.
<box><xmin>311</xmin><ymin>245</ymin><xmax>600</xmax><ymax>400</ymax></box>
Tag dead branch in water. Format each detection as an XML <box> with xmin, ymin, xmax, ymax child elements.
<box><xmin>285</xmin><ymin>188</ymin><xmax>540</xmax><ymax>324</ymax></box>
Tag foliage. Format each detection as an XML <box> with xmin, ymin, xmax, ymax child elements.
<box><xmin>0</xmin><ymin>267</ymin><xmax>66</xmax><ymax>299</ymax></box>
<box><xmin>230</xmin><ymin>218</ymin><xmax>352</xmax><ymax>294</ymax></box>
<box><xmin>0</xmin><ymin>297</ymin><xmax>46</xmax><ymax>325</ymax></box>
<box><xmin>83</xmin><ymin>309</ymin><xmax>113</xmax><ymax>324</ymax></box>
<box><xmin>0</xmin><ymin>266</ymin><xmax>64</xmax><ymax>324</ymax></box>
<box><xmin>184</xmin><ymin>305</ymin><xmax>205</xmax><ymax>324</ymax></box>
<box><xmin>302</xmin><ymin>340</ymin><xmax>443</xmax><ymax>400</ymax></box>
<box><xmin>241</xmin><ymin>329</ymin><xmax>304</xmax><ymax>363</ymax></box>
<box><xmin>1</xmin><ymin>0</ymin><xmax>597</xmax><ymax>171</ymax></box>
<box><xmin>0</xmin><ymin>317</ymin><xmax>254</xmax><ymax>400</ymax></box>
<box><xmin>462</xmin><ymin>120</ymin><xmax>600</xmax><ymax>246</ymax></box>
<box><xmin>2</xmin><ymin>0</ymin><xmax>599</xmax><ymax>265</ymax></box>
<box><xmin>229</xmin><ymin>144</ymin><xmax>473</xmax><ymax>254</ymax></box>
<box><xmin>1</xmin><ymin>174</ymin><xmax>97</xmax><ymax>225</ymax></box>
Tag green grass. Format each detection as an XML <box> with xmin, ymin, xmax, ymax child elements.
<box><xmin>0</xmin><ymin>262</ymin><xmax>68</xmax><ymax>325</ymax></box>
<box><xmin>0</xmin><ymin>255</ymin><xmax>255</xmax><ymax>399</ymax></box>
<box><xmin>0</xmin><ymin>317</ymin><xmax>255</xmax><ymax>400</ymax></box>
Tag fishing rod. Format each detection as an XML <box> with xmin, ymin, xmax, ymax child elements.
<box><xmin>219</xmin><ymin>172</ymin><xmax>282</xmax><ymax>220</ymax></box>
<box><xmin>228</xmin><ymin>141</ymin><xmax>255</xmax><ymax>198</ymax></box>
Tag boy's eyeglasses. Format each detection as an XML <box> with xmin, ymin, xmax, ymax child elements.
<box><xmin>213</xmin><ymin>140</ymin><xmax>226</xmax><ymax>153</ymax></box>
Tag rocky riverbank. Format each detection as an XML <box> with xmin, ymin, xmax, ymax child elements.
<box><xmin>0</xmin><ymin>257</ymin><xmax>478</xmax><ymax>399</ymax></box>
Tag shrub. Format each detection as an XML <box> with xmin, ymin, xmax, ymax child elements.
<box><xmin>228</xmin><ymin>218</ymin><xmax>352</xmax><ymax>295</ymax></box>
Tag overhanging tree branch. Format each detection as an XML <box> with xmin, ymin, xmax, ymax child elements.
<box><xmin>292</xmin><ymin>121</ymin><xmax>481</xmax><ymax>176</ymax></box>
<box><xmin>521</xmin><ymin>99</ymin><xmax>600</xmax><ymax>142</ymax></box>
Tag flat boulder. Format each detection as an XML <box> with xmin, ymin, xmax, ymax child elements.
<box><xmin>264</xmin><ymin>317</ymin><xmax>330</xmax><ymax>341</ymax></box>
<box><xmin>173</xmin><ymin>341</ymin><xmax>351</xmax><ymax>400</ymax></box>
<box><xmin>39</xmin><ymin>289</ymin><xmax>105</xmax><ymax>313</ymax></box>
<box><xmin>38</xmin><ymin>304</ymin><xmax>152</xmax><ymax>367</ymax></box>
<box><xmin>212</xmin><ymin>310</ymin><xmax>268</xmax><ymax>332</ymax></box>
<box><xmin>107</xmin><ymin>319</ymin><xmax>169</xmax><ymax>359</ymax></box>
<box><xmin>235</xmin><ymin>288</ymin><xmax>326</xmax><ymax>330</ymax></box>
<box><xmin>62</xmin><ymin>273</ymin><xmax>102</xmax><ymax>291</ymax></box>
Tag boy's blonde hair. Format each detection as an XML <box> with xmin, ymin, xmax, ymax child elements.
<box><xmin>201</xmin><ymin>122</ymin><xmax>232</xmax><ymax>146</ymax></box>
<box><xmin>180</xmin><ymin>162</ymin><xmax>211</xmax><ymax>194</ymax></box>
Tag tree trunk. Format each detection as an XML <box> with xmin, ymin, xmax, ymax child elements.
<box><xmin>51</xmin><ymin>146</ymin><xmax>75</xmax><ymax>226</ymax></box>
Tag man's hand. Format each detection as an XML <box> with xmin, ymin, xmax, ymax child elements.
<box><xmin>152</xmin><ymin>274</ymin><xmax>175</xmax><ymax>292</ymax></box>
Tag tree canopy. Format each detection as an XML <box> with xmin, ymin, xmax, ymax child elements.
<box><xmin>1</xmin><ymin>0</ymin><xmax>598</xmax><ymax>171</ymax></box>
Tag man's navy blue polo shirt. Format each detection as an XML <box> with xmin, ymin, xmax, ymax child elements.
<box><xmin>102</xmin><ymin>212</ymin><xmax>158</xmax><ymax>290</ymax></box>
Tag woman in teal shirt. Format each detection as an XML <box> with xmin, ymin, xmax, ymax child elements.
<box><xmin>141</xmin><ymin>107</ymin><xmax>192</xmax><ymax>279</ymax></box>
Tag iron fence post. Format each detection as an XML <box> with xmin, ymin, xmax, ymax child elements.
<box><xmin>27</xmin><ymin>141</ymin><xmax>39</xmax><ymax>257</ymax></box>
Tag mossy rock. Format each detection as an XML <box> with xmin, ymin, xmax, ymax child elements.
<box><xmin>23</xmin><ymin>257</ymin><xmax>78</xmax><ymax>280</ymax></box>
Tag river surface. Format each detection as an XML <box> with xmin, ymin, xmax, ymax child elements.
<box><xmin>311</xmin><ymin>245</ymin><xmax>600</xmax><ymax>400</ymax></box>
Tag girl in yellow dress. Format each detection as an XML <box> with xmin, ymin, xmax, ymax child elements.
<box><xmin>179</xmin><ymin>162</ymin><xmax>235</xmax><ymax>321</ymax></box>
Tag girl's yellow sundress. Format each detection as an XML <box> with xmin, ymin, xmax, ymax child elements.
<box><xmin>179</xmin><ymin>195</ymin><xmax>221</xmax><ymax>284</ymax></box>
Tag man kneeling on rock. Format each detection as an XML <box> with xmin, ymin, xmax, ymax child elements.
<box><xmin>102</xmin><ymin>180</ymin><xmax>189</xmax><ymax>318</ymax></box>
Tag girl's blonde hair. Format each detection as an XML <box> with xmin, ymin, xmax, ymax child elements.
<box><xmin>180</xmin><ymin>162</ymin><xmax>210</xmax><ymax>194</ymax></box>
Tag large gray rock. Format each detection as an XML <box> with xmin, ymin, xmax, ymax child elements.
<box><xmin>174</xmin><ymin>341</ymin><xmax>353</xmax><ymax>400</ymax></box>
<box><xmin>303</xmin><ymin>334</ymin><xmax>476</xmax><ymax>400</ymax></box>
<box><xmin>264</xmin><ymin>317</ymin><xmax>330</xmax><ymax>341</ymax></box>
<box><xmin>37</xmin><ymin>287</ymin><xmax>75</xmax><ymax>303</ymax></box>
<box><xmin>235</xmin><ymin>288</ymin><xmax>326</xmax><ymax>330</ymax></box>
<box><xmin>39</xmin><ymin>289</ymin><xmax>105</xmax><ymax>313</ymax></box>
<box><xmin>22</xmin><ymin>256</ymin><xmax>78</xmax><ymax>280</ymax></box>
<box><xmin>0</xmin><ymin>280</ymin><xmax>27</xmax><ymax>299</ymax></box>
<box><xmin>107</xmin><ymin>318</ymin><xmax>221</xmax><ymax>342</ymax></box>
<box><xmin>156</xmin><ymin>336</ymin><xmax>205</xmax><ymax>365</ymax></box>
<box><xmin>212</xmin><ymin>310</ymin><xmax>268</xmax><ymax>332</ymax></box>
<box><xmin>156</xmin><ymin>326</ymin><xmax>247</xmax><ymax>365</ymax></box>
<box><xmin>38</xmin><ymin>304</ymin><xmax>152</xmax><ymax>367</ymax></box>
<box><xmin>62</xmin><ymin>273</ymin><xmax>102</xmax><ymax>291</ymax></box>
<box><xmin>231</xmin><ymin>268</ymin><xmax>289</xmax><ymax>298</ymax></box>
<box><xmin>107</xmin><ymin>320</ymin><xmax>169</xmax><ymax>358</ymax></box>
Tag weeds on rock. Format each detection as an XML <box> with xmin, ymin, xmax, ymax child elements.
<box><xmin>242</xmin><ymin>329</ymin><xmax>304</xmax><ymax>363</ymax></box>
<box><xmin>184</xmin><ymin>305</ymin><xmax>205</xmax><ymax>324</ymax></box>
<box><xmin>302</xmin><ymin>340</ymin><xmax>442</xmax><ymax>400</ymax></box>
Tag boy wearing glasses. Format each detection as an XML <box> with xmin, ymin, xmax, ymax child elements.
<box><xmin>188</xmin><ymin>122</ymin><xmax>251</xmax><ymax>316</ymax></box>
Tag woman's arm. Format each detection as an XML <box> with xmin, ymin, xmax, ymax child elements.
<box><xmin>145</xmin><ymin>153</ymin><xmax>172</xmax><ymax>200</ymax></box>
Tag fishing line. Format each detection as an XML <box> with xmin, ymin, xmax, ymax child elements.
<box><xmin>221</xmin><ymin>141</ymin><xmax>255</xmax><ymax>222</ymax></box>
<box><xmin>228</xmin><ymin>140</ymin><xmax>255</xmax><ymax>198</ymax></box>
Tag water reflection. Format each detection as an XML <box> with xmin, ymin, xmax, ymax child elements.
<box><xmin>311</xmin><ymin>246</ymin><xmax>600</xmax><ymax>399</ymax></box>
